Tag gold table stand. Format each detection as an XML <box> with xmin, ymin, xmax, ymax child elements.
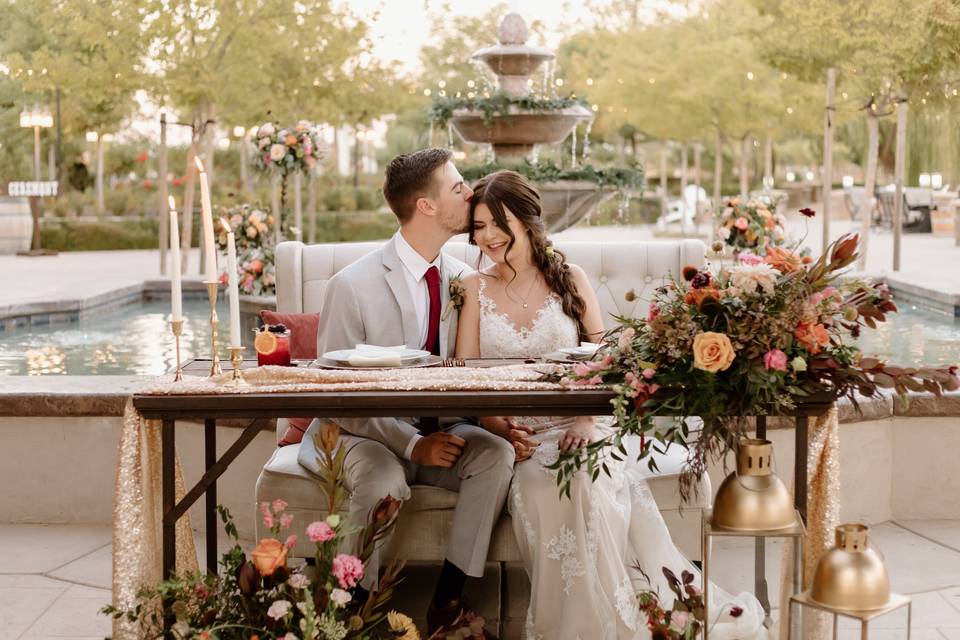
<box><xmin>788</xmin><ymin>591</ymin><xmax>912</xmax><ymax>640</ymax></box>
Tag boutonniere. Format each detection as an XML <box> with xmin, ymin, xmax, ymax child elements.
<box><xmin>442</xmin><ymin>272</ymin><xmax>466</xmax><ymax>321</ymax></box>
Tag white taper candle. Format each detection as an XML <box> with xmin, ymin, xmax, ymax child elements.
<box><xmin>168</xmin><ymin>196</ymin><xmax>183</xmax><ymax>322</ymax></box>
<box><xmin>195</xmin><ymin>156</ymin><xmax>217</xmax><ymax>283</ymax></box>
<box><xmin>221</xmin><ymin>217</ymin><xmax>242</xmax><ymax>348</ymax></box>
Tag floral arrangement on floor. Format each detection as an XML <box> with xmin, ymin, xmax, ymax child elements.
<box><xmin>636</xmin><ymin>568</ymin><xmax>709</xmax><ymax>640</ymax></box>
<box><xmin>216</xmin><ymin>204</ymin><xmax>276</xmax><ymax>296</ymax></box>
<box><xmin>102</xmin><ymin>423</ymin><xmax>417</xmax><ymax>639</ymax></box>
<box><xmin>715</xmin><ymin>197</ymin><xmax>796</xmax><ymax>255</ymax></box>
<box><xmin>552</xmin><ymin>227</ymin><xmax>959</xmax><ymax>498</ymax></box>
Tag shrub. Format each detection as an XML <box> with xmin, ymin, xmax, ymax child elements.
<box><xmin>40</xmin><ymin>219</ymin><xmax>159</xmax><ymax>251</ymax></box>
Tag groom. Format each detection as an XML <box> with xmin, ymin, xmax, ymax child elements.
<box><xmin>298</xmin><ymin>148</ymin><xmax>513</xmax><ymax>634</ymax></box>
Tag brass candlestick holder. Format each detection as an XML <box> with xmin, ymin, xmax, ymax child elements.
<box><xmin>170</xmin><ymin>319</ymin><xmax>184</xmax><ymax>381</ymax></box>
<box><xmin>204</xmin><ymin>281</ymin><xmax>222</xmax><ymax>376</ymax></box>
<box><xmin>228</xmin><ymin>346</ymin><xmax>245</xmax><ymax>383</ymax></box>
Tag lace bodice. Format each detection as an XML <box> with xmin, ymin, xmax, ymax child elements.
<box><xmin>478</xmin><ymin>276</ymin><xmax>579</xmax><ymax>359</ymax></box>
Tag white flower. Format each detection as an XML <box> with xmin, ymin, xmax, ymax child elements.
<box><xmin>325</xmin><ymin>514</ymin><xmax>341</xmax><ymax>528</ymax></box>
<box><xmin>270</xmin><ymin>144</ymin><xmax>286</xmax><ymax>162</ymax></box>
<box><xmin>258</xmin><ymin>122</ymin><xmax>275</xmax><ymax>137</ymax></box>
<box><xmin>718</xmin><ymin>226</ymin><xmax>731</xmax><ymax>240</ymax></box>
<box><xmin>330</xmin><ymin>588</ymin><xmax>352</xmax><ymax>607</ymax></box>
<box><xmin>618</xmin><ymin>327</ymin><xmax>636</xmax><ymax>350</ymax></box>
<box><xmin>728</xmin><ymin>263</ymin><xmax>780</xmax><ymax>296</ymax></box>
<box><xmin>267</xmin><ymin>599</ymin><xmax>292</xmax><ymax>620</ymax></box>
<box><xmin>288</xmin><ymin>573</ymin><xmax>310</xmax><ymax>589</ymax></box>
<box><xmin>258</xmin><ymin>136</ymin><xmax>270</xmax><ymax>149</ymax></box>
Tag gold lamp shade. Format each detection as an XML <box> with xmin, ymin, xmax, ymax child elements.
<box><xmin>711</xmin><ymin>438</ymin><xmax>795</xmax><ymax>531</ymax></box>
<box><xmin>810</xmin><ymin>524</ymin><xmax>891</xmax><ymax>611</ymax></box>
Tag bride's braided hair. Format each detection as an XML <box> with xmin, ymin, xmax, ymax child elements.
<box><xmin>469</xmin><ymin>170</ymin><xmax>588</xmax><ymax>341</ymax></box>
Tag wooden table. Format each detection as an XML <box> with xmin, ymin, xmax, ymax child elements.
<box><xmin>131</xmin><ymin>359</ymin><xmax>833</xmax><ymax>591</ymax></box>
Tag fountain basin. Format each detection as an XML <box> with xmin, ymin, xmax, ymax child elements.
<box><xmin>539</xmin><ymin>180</ymin><xmax>616</xmax><ymax>232</ymax></box>
<box><xmin>473</xmin><ymin>43</ymin><xmax>554</xmax><ymax>78</ymax></box>
<box><xmin>451</xmin><ymin>105</ymin><xmax>592</xmax><ymax>161</ymax></box>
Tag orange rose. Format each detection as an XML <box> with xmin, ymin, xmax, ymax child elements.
<box><xmin>794</xmin><ymin>323</ymin><xmax>830</xmax><ymax>354</ymax></box>
<box><xmin>764</xmin><ymin>246</ymin><xmax>803</xmax><ymax>274</ymax></box>
<box><xmin>692</xmin><ymin>332</ymin><xmax>736</xmax><ymax>373</ymax></box>
<box><xmin>285</xmin><ymin>134</ymin><xmax>298</xmax><ymax>146</ymax></box>
<box><xmin>251</xmin><ymin>538</ymin><xmax>288</xmax><ymax>576</ymax></box>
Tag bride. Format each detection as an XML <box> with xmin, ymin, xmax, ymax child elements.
<box><xmin>454</xmin><ymin>170</ymin><xmax>767</xmax><ymax>640</ymax></box>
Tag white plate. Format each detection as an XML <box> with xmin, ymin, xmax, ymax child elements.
<box><xmin>311</xmin><ymin>355</ymin><xmax>443</xmax><ymax>370</ymax></box>
<box><xmin>322</xmin><ymin>348</ymin><xmax>431</xmax><ymax>365</ymax></box>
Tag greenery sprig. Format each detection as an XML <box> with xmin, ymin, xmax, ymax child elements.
<box><xmin>428</xmin><ymin>92</ymin><xmax>590</xmax><ymax>128</ymax></box>
<box><xmin>460</xmin><ymin>159</ymin><xmax>644</xmax><ymax>192</ymax></box>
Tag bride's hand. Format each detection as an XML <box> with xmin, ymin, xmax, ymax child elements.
<box><xmin>559</xmin><ymin>418</ymin><xmax>598</xmax><ymax>453</ymax></box>
<box><xmin>479</xmin><ymin>416</ymin><xmax>539</xmax><ymax>459</ymax></box>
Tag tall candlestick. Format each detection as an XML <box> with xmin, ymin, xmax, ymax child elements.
<box><xmin>168</xmin><ymin>196</ymin><xmax>182</xmax><ymax>322</ymax></box>
<box><xmin>195</xmin><ymin>156</ymin><xmax>217</xmax><ymax>284</ymax></box>
<box><xmin>221</xmin><ymin>218</ymin><xmax>242</xmax><ymax>348</ymax></box>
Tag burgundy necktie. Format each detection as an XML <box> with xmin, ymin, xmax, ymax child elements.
<box><xmin>420</xmin><ymin>266</ymin><xmax>442</xmax><ymax>436</ymax></box>
<box><xmin>423</xmin><ymin>266</ymin><xmax>441</xmax><ymax>356</ymax></box>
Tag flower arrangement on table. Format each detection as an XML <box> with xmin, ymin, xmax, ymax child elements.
<box><xmin>216</xmin><ymin>203</ymin><xmax>276</xmax><ymax>296</ymax></box>
<box><xmin>553</xmin><ymin>230</ymin><xmax>959</xmax><ymax>498</ymax></box>
<box><xmin>715</xmin><ymin>197</ymin><xmax>796</xmax><ymax>255</ymax></box>
<box><xmin>102</xmin><ymin>423</ymin><xmax>417</xmax><ymax>639</ymax></box>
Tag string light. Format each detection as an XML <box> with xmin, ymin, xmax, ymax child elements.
<box><xmin>649</xmin><ymin>78</ymin><xmax>655</xmax><ymax>84</ymax></box>
<box><xmin>467</xmin><ymin>80</ymin><xmax>475</xmax><ymax>88</ymax></box>
<box><xmin>438</xmin><ymin>80</ymin><xmax>446</xmax><ymax>88</ymax></box>
<box><xmin>591</xmin><ymin>104</ymin><xmax>599</xmax><ymax>112</ymax></box>
<box><xmin>746</xmin><ymin>72</ymin><xmax>754</xmax><ymax>80</ymax></box>
<box><xmin>586</xmin><ymin>78</ymin><xmax>593</xmax><ymax>85</ymax></box>
<box><xmin>423</xmin><ymin>88</ymin><xmax>431</xmax><ymax>96</ymax></box>
<box><xmin>786</xmin><ymin>107</ymin><xmax>794</xmax><ymax>114</ymax></box>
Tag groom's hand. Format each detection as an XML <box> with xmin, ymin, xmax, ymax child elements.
<box><xmin>411</xmin><ymin>432</ymin><xmax>466</xmax><ymax>468</ymax></box>
<box><xmin>479</xmin><ymin>417</ymin><xmax>539</xmax><ymax>460</ymax></box>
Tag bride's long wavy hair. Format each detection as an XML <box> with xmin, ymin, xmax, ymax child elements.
<box><xmin>469</xmin><ymin>170</ymin><xmax>588</xmax><ymax>341</ymax></box>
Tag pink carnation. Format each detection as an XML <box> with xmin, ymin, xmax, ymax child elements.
<box><xmin>737</xmin><ymin>251</ymin><xmax>763</xmax><ymax>266</ymax></box>
<box><xmin>306</xmin><ymin>521</ymin><xmax>335</xmax><ymax>543</ymax></box>
<box><xmin>279</xmin><ymin>513</ymin><xmax>294</xmax><ymax>530</ymax></box>
<box><xmin>763</xmin><ymin>349</ymin><xmax>788</xmax><ymax>372</ymax></box>
<box><xmin>331</xmin><ymin>553</ymin><xmax>364</xmax><ymax>589</ymax></box>
<box><xmin>272</xmin><ymin>499</ymin><xmax>288</xmax><ymax>513</ymax></box>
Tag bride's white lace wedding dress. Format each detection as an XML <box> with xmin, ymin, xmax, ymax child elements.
<box><xmin>477</xmin><ymin>278</ymin><xmax>768</xmax><ymax>640</ymax></box>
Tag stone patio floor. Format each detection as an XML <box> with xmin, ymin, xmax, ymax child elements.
<box><xmin>2</xmin><ymin>520</ymin><xmax>960</xmax><ymax>638</ymax></box>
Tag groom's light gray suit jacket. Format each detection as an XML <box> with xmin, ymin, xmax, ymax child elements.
<box><xmin>298</xmin><ymin>235</ymin><xmax>469</xmax><ymax>471</ymax></box>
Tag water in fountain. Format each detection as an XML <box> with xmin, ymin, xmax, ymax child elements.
<box><xmin>570</xmin><ymin>123</ymin><xmax>578</xmax><ymax>168</ymax></box>
<box><xmin>582</xmin><ymin>121</ymin><xmax>593</xmax><ymax>163</ymax></box>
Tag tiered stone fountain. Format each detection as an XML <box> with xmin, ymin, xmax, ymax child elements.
<box><xmin>449</xmin><ymin>13</ymin><xmax>615</xmax><ymax>231</ymax></box>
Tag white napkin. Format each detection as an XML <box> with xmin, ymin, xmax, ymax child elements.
<box><xmin>559</xmin><ymin>342</ymin><xmax>601</xmax><ymax>359</ymax></box>
<box><xmin>346</xmin><ymin>344</ymin><xmax>406</xmax><ymax>368</ymax></box>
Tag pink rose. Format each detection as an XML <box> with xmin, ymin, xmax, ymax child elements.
<box><xmin>763</xmin><ymin>349</ymin><xmax>788</xmax><ymax>372</ymax></box>
<box><xmin>642</xmin><ymin>368</ymin><xmax>655</xmax><ymax>379</ymax></box>
<box><xmin>572</xmin><ymin>362</ymin><xmax>591</xmax><ymax>377</ymax></box>
<box><xmin>331</xmin><ymin>553</ymin><xmax>364</xmax><ymax>589</ymax></box>
<box><xmin>306</xmin><ymin>521</ymin><xmax>335</xmax><ymax>543</ymax></box>
<box><xmin>734</xmin><ymin>217</ymin><xmax>749</xmax><ymax>231</ymax></box>
<box><xmin>284</xmin><ymin>534</ymin><xmax>298</xmax><ymax>549</ymax></box>
<box><xmin>737</xmin><ymin>251</ymin><xmax>763</xmax><ymax>266</ymax></box>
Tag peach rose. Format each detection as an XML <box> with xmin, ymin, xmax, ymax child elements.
<box><xmin>251</xmin><ymin>538</ymin><xmax>288</xmax><ymax>576</ymax></box>
<box><xmin>692</xmin><ymin>332</ymin><xmax>736</xmax><ymax>373</ymax></box>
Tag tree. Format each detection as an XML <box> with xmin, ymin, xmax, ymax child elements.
<box><xmin>0</xmin><ymin>0</ymin><xmax>146</xmax><ymax>210</ymax></box>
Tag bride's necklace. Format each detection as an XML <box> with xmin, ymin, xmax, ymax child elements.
<box><xmin>504</xmin><ymin>272</ymin><xmax>540</xmax><ymax>309</ymax></box>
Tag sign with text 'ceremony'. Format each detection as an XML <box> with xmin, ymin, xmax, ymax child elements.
<box><xmin>8</xmin><ymin>181</ymin><xmax>58</xmax><ymax>197</ymax></box>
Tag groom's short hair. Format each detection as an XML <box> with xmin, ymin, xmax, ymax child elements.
<box><xmin>382</xmin><ymin>148</ymin><xmax>453</xmax><ymax>222</ymax></box>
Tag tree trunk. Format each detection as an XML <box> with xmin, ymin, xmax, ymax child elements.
<box><xmin>353</xmin><ymin>128</ymin><xmax>361</xmax><ymax>188</ymax></box>
<box><xmin>307</xmin><ymin>173</ymin><xmax>317</xmax><ymax>244</ymax></box>
<box><xmin>739</xmin><ymin>136</ymin><xmax>750</xmax><ymax>198</ymax></box>
<box><xmin>95</xmin><ymin>135</ymin><xmax>104</xmax><ymax>216</ymax></box>
<box><xmin>858</xmin><ymin>111</ymin><xmax>880</xmax><ymax>270</ymax></box>
<box><xmin>240</xmin><ymin>132</ymin><xmax>251</xmax><ymax>196</ymax></box>
<box><xmin>893</xmin><ymin>98</ymin><xmax>908</xmax><ymax>271</ymax></box>
<box><xmin>693</xmin><ymin>143</ymin><xmax>702</xmax><ymax>229</ymax></box>
<box><xmin>180</xmin><ymin>111</ymin><xmax>199</xmax><ymax>275</ymax></box>
<box><xmin>764</xmin><ymin>132</ymin><xmax>773</xmax><ymax>189</ymax></box>
<box><xmin>293</xmin><ymin>171</ymin><xmax>303</xmax><ymax>242</ymax></box>
<box><xmin>713</xmin><ymin>130</ymin><xmax>723</xmax><ymax>241</ymax></box>
<box><xmin>822</xmin><ymin>67</ymin><xmax>837</xmax><ymax>256</ymax></box>
<box><xmin>680</xmin><ymin>143</ymin><xmax>689</xmax><ymax>236</ymax></box>
<box><xmin>659</xmin><ymin>141</ymin><xmax>669</xmax><ymax>217</ymax></box>
<box><xmin>159</xmin><ymin>113</ymin><xmax>169</xmax><ymax>275</ymax></box>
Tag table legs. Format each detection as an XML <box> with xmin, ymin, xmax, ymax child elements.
<box><xmin>795</xmin><ymin>415</ymin><xmax>809</xmax><ymax>526</ymax></box>
<box><xmin>162</xmin><ymin>419</ymin><xmax>176</xmax><ymax>581</ymax></box>
<box><xmin>205</xmin><ymin>419</ymin><xmax>217</xmax><ymax>574</ymax></box>
<box><xmin>754</xmin><ymin>417</ymin><xmax>772</xmax><ymax>626</ymax></box>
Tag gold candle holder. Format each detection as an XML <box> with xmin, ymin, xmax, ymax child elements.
<box><xmin>204</xmin><ymin>280</ymin><xmax>222</xmax><ymax>376</ymax></box>
<box><xmin>170</xmin><ymin>319</ymin><xmax>184</xmax><ymax>381</ymax></box>
<box><xmin>228</xmin><ymin>346</ymin><xmax>245</xmax><ymax>383</ymax></box>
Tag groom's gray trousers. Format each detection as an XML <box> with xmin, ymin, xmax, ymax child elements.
<box><xmin>298</xmin><ymin>417</ymin><xmax>514</xmax><ymax>590</ymax></box>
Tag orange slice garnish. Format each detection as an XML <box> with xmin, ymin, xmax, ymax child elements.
<box><xmin>254</xmin><ymin>330</ymin><xmax>278</xmax><ymax>355</ymax></box>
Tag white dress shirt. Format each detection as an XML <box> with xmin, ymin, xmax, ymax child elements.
<box><xmin>394</xmin><ymin>230</ymin><xmax>443</xmax><ymax>460</ymax></box>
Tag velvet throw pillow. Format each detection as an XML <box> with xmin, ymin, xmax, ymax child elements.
<box><xmin>259</xmin><ymin>311</ymin><xmax>320</xmax><ymax>446</ymax></box>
